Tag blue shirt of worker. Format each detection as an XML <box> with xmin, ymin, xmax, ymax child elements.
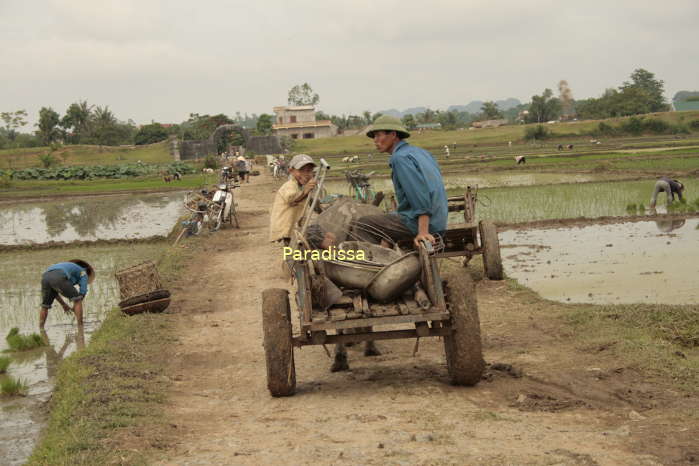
<box><xmin>389</xmin><ymin>140</ymin><xmax>448</xmax><ymax>235</ymax></box>
<box><xmin>46</xmin><ymin>262</ymin><xmax>89</xmax><ymax>296</ymax></box>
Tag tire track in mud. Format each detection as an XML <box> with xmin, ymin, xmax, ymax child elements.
<box><xmin>142</xmin><ymin>173</ymin><xmax>693</xmax><ymax>465</ymax></box>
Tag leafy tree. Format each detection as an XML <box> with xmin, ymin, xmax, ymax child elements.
<box><xmin>61</xmin><ymin>101</ymin><xmax>92</xmax><ymax>143</ymax></box>
<box><xmin>134</xmin><ymin>123</ymin><xmax>169</xmax><ymax>145</ymax></box>
<box><xmin>279</xmin><ymin>135</ymin><xmax>295</xmax><ymax>153</ymax></box>
<box><xmin>620</xmin><ymin>68</ymin><xmax>669</xmax><ymax>113</ymax></box>
<box><xmin>417</xmin><ymin>109</ymin><xmax>436</xmax><ymax>123</ymax></box>
<box><xmin>438</xmin><ymin>111</ymin><xmax>458</xmax><ymax>130</ymax></box>
<box><xmin>402</xmin><ymin>114</ymin><xmax>417</xmax><ymax>131</ymax></box>
<box><xmin>362</xmin><ymin>111</ymin><xmax>383</xmax><ymax>124</ymax></box>
<box><xmin>1</xmin><ymin>110</ymin><xmax>28</xmax><ymax>142</ymax></box>
<box><xmin>256</xmin><ymin>113</ymin><xmax>273</xmax><ymax>135</ymax></box>
<box><xmin>315</xmin><ymin>111</ymin><xmax>332</xmax><ymax>121</ymax></box>
<box><xmin>180</xmin><ymin>113</ymin><xmax>234</xmax><ymax>140</ymax></box>
<box><xmin>526</xmin><ymin>89</ymin><xmax>561</xmax><ymax>123</ymax></box>
<box><xmin>480</xmin><ymin>101</ymin><xmax>503</xmax><ymax>120</ymax></box>
<box><xmin>37</xmin><ymin>107</ymin><xmax>61</xmax><ymax>145</ymax></box>
<box><xmin>287</xmin><ymin>83</ymin><xmax>319</xmax><ymax>106</ymax></box>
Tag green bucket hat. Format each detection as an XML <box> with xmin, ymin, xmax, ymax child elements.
<box><xmin>366</xmin><ymin>115</ymin><xmax>410</xmax><ymax>139</ymax></box>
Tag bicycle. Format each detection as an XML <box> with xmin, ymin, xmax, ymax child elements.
<box><xmin>345</xmin><ymin>169</ymin><xmax>377</xmax><ymax>204</ymax></box>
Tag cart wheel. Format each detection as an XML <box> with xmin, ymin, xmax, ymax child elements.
<box><xmin>443</xmin><ymin>274</ymin><xmax>485</xmax><ymax>386</ymax></box>
<box><xmin>261</xmin><ymin>288</ymin><xmax>296</xmax><ymax>397</ymax></box>
<box><xmin>479</xmin><ymin>220</ymin><xmax>504</xmax><ymax>280</ymax></box>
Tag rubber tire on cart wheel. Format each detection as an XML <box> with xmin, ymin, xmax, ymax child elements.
<box><xmin>261</xmin><ymin>288</ymin><xmax>296</xmax><ymax>397</ymax></box>
<box><xmin>443</xmin><ymin>274</ymin><xmax>485</xmax><ymax>386</ymax></box>
<box><xmin>479</xmin><ymin>220</ymin><xmax>504</xmax><ymax>280</ymax></box>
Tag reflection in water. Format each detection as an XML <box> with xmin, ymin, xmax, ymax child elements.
<box><xmin>655</xmin><ymin>218</ymin><xmax>686</xmax><ymax>232</ymax></box>
<box><xmin>0</xmin><ymin>192</ymin><xmax>184</xmax><ymax>245</ymax></box>
<box><xmin>41</xmin><ymin>331</ymin><xmax>70</xmax><ymax>378</ymax></box>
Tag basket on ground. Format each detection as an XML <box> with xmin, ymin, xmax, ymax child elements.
<box><xmin>115</xmin><ymin>261</ymin><xmax>170</xmax><ymax>315</ymax></box>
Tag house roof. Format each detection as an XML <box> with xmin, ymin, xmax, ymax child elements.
<box><xmin>272</xmin><ymin>120</ymin><xmax>334</xmax><ymax>130</ymax></box>
<box><xmin>273</xmin><ymin>105</ymin><xmax>316</xmax><ymax>112</ymax></box>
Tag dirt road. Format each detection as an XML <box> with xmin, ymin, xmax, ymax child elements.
<box><xmin>151</xmin><ymin>173</ymin><xmax>697</xmax><ymax>465</ymax></box>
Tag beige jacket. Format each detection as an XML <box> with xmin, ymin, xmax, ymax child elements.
<box><xmin>269</xmin><ymin>179</ymin><xmax>306</xmax><ymax>242</ymax></box>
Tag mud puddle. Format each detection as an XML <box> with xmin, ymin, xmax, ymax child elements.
<box><xmin>0</xmin><ymin>192</ymin><xmax>185</xmax><ymax>245</ymax></box>
<box><xmin>501</xmin><ymin>218</ymin><xmax>699</xmax><ymax>304</ymax></box>
<box><xmin>0</xmin><ymin>242</ymin><xmax>164</xmax><ymax>465</ymax></box>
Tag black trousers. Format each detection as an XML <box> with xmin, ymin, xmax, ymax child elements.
<box><xmin>350</xmin><ymin>214</ymin><xmax>414</xmax><ymax>244</ymax></box>
<box><xmin>41</xmin><ymin>270</ymin><xmax>81</xmax><ymax>309</ymax></box>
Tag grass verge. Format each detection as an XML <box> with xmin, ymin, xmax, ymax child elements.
<box><xmin>27</xmin><ymin>238</ymin><xmax>198</xmax><ymax>465</ymax></box>
<box><xmin>565</xmin><ymin>303</ymin><xmax>699</xmax><ymax>392</ymax></box>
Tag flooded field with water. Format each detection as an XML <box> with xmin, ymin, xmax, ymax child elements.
<box><xmin>501</xmin><ymin>218</ymin><xmax>699</xmax><ymax>305</ymax></box>
<box><xmin>0</xmin><ymin>192</ymin><xmax>185</xmax><ymax>245</ymax></box>
<box><xmin>0</xmin><ymin>239</ymin><xmax>165</xmax><ymax>464</ymax></box>
<box><xmin>325</xmin><ymin>171</ymin><xmax>628</xmax><ymax>196</ymax></box>
<box><xmin>327</xmin><ymin>174</ymin><xmax>699</xmax><ymax>224</ymax></box>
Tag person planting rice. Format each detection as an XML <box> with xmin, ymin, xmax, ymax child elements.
<box><xmin>269</xmin><ymin>153</ymin><xmax>335</xmax><ymax>249</ymax></box>
<box><xmin>353</xmin><ymin>115</ymin><xmax>448</xmax><ymax>248</ymax></box>
<box><xmin>650</xmin><ymin>176</ymin><xmax>684</xmax><ymax>208</ymax></box>
<box><xmin>39</xmin><ymin>259</ymin><xmax>95</xmax><ymax>328</ymax></box>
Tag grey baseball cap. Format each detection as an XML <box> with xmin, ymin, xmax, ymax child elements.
<box><xmin>289</xmin><ymin>154</ymin><xmax>316</xmax><ymax>169</ymax></box>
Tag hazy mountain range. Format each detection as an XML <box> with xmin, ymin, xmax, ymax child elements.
<box><xmin>379</xmin><ymin>98</ymin><xmax>522</xmax><ymax>118</ymax></box>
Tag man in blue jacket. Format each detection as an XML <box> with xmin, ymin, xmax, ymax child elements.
<box><xmin>353</xmin><ymin>116</ymin><xmax>448</xmax><ymax>248</ymax></box>
<box><xmin>39</xmin><ymin>259</ymin><xmax>95</xmax><ymax>328</ymax></box>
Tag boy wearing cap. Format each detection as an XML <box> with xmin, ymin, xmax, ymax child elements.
<box><xmin>269</xmin><ymin>154</ymin><xmax>335</xmax><ymax>248</ymax></box>
<box><xmin>39</xmin><ymin>259</ymin><xmax>95</xmax><ymax>328</ymax></box>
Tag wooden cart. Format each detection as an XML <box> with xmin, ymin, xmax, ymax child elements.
<box><xmin>437</xmin><ymin>186</ymin><xmax>503</xmax><ymax>280</ymax></box>
<box><xmin>260</xmin><ymin>189</ymin><xmax>502</xmax><ymax>397</ymax></box>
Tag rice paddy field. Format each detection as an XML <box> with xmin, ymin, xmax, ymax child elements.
<box><xmin>0</xmin><ymin>241</ymin><xmax>166</xmax><ymax>465</ymax></box>
<box><xmin>1</xmin><ymin>111</ymin><xmax>699</xmax><ymax>464</ymax></box>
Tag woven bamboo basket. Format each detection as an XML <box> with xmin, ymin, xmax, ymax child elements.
<box><xmin>115</xmin><ymin>261</ymin><xmax>163</xmax><ymax>301</ymax></box>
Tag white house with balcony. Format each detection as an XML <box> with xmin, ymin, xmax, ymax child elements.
<box><xmin>272</xmin><ymin>105</ymin><xmax>337</xmax><ymax>140</ymax></box>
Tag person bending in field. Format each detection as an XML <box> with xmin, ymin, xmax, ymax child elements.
<box><xmin>650</xmin><ymin>177</ymin><xmax>685</xmax><ymax>208</ymax></box>
<box><xmin>269</xmin><ymin>153</ymin><xmax>335</xmax><ymax>249</ymax></box>
<box><xmin>39</xmin><ymin>259</ymin><xmax>95</xmax><ymax>328</ymax></box>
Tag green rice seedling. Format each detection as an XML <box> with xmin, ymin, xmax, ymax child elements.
<box><xmin>0</xmin><ymin>376</ymin><xmax>27</xmax><ymax>396</ymax></box>
<box><xmin>626</xmin><ymin>203</ymin><xmax>637</xmax><ymax>213</ymax></box>
<box><xmin>0</xmin><ymin>356</ymin><xmax>10</xmax><ymax>373</ymax></box>
<box><xmin>5</xmin><ymin>327</ymin><xmax>47</xmax><ymax>351</ymax></box>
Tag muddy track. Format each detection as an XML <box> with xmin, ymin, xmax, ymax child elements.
<box><xmin>128</xmin><ymin>172</ymin><xmax>697</xmax><ymax>465</ymax></box>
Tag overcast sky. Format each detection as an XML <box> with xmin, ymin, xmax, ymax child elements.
<box><xmin>2</xmin><ymin>0</ymin><xmax>698</xmax><ymax>127</ymax></box>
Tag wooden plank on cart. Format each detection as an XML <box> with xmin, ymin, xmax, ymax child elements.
<box><xmin>308</xmin><ymin>311</ymin><xmax>450</xmax><ymax>331</ymax></box>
